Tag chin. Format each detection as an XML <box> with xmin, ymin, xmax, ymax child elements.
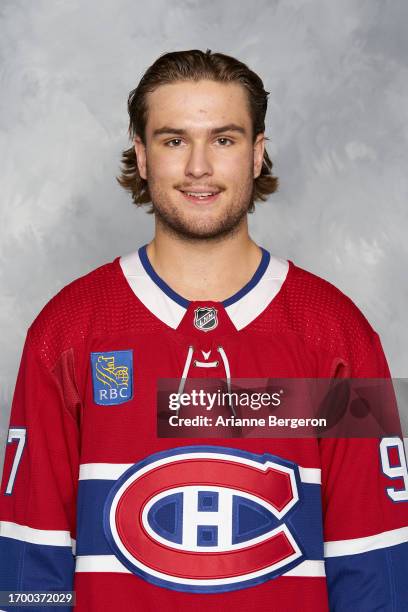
<box><xmin>172</xmin><ymin>216</ymin><xmax>244</xmax><ymax>241</ymax></box>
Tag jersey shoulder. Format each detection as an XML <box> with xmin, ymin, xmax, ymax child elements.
<box><xmin>256</xmin><ymin>260</ymin><xmax>381</xmax><ymax>374</ymax></box>
<box><xmin>27</xmin><ymin>257</ymin><xmax>161</xmax><ymax>370</ymax></box>
<box><xmin>286</xmin><ymin>261</ymin><xmax>375</xmax><ymax>335</ymax></box>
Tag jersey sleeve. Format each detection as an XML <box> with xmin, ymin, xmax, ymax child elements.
<box><xmin>321</xmin><ymin>332</ymin><xmax>408</xmax><ymax>611</ymax></box>
<box><xmin>0</xmin><ymin>330</ymin><xmax>80</xmax><ymax>611</ymax></box>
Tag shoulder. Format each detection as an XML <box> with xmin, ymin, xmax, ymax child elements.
<box><xmin>27</xmin><ymin>257</ymin><xmax>126</xmax><ymax>368</ymax></box>
<box><xmin>259</xmin><ymin>259</ymin><xmax>380</xmax><ymax>373</ymax></box>
<box><xmin>285</xmin><ymin>261</ymin><xmax>375</xmax><ymax>335</ymax></box>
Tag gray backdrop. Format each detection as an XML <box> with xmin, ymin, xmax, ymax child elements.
<box><xmin>1</xmin><ymin>0</ymin><xmax>407</xmax><ymax>469</ymax></box>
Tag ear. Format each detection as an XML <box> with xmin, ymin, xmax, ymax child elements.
<box><xmin>253</xmin><ymin>133</ymin><xmax>265</xmax><ymax>179</ymax></box>
<box><xmin>134</xmin><ymin>135</ymin><xmax>147</xmax><ymax>180</ymax></box>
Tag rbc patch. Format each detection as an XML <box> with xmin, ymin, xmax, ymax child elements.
<box><xmin>91</xmin><ymin>350</ymin><xmax>133</xmax><ymax>406</ymax></box>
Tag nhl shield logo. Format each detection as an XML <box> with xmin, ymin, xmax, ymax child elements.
<box><xmin>194</xmin><ymin>307</ymin><xmax>218</xmax><ymax>332</ymax></box>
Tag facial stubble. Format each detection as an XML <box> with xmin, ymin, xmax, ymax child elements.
<box><xmin>146</xmin><ymin>166</ymin><xmax>255</xmax><ymax>242</ymax></box>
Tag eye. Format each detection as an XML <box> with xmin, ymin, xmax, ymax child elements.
<box><xmin>165</xmin><ymin>138</ymin><xmax>183</xmax><ymax>147</ymax></box>
<box><xmin>217</xmin><ymin>137</ymin><xmax>233</xmax><ymax>146</ymax></box>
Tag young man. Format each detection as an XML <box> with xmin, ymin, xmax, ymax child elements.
<box><xmin>1</xmin><ymin>49</ymin><xmax>407</xmax><ymax>611</ymax></box>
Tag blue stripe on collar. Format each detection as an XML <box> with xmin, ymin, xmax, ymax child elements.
<box><xmin>138</xmin><ymin>244</ymin><xmax>190</xmax><ymax>308</ymax></box>
<box><xmin>138</xmin><ymin>244</ymin><xmax>270</xmax><ymax>308</ymax></box>
<box><xmin>222</xmin><ymin>248</ymin><xmax>270</xmax><ymax>307</ymax></box>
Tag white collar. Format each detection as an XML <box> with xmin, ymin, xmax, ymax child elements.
<box><xmin>119</xmin><ymin>245</ymin><xmax>289</xmax><ymax>330</ymax></box>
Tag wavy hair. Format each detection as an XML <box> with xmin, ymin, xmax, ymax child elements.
<box><xmin>117</xmin><ymin>49</ymin><xmax>278</xmax><ymax>213</ymax></box>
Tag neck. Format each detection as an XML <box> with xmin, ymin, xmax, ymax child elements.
<box><xmin>146</xmin><ymin>219</ymin><xmax>262</xmax><ymax>302</ymax></box>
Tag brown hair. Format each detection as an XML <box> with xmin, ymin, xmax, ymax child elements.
<box><xmin>117</xmin><ymin>49</ymin><xmax>278</xmax><ymax>213</ymax></box>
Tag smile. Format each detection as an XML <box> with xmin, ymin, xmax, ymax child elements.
<box><xmin>178</xmin><ymin>190</ymin><xmax>221</xmax><ymax>203</ymax></box>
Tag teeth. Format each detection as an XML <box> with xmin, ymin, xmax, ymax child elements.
<box><xmin>185</xmin><ymin>192</ymin><xmax>216</xmax><ymax>197</ymax></box>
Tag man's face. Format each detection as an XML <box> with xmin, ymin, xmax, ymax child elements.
<box><xmin>134</xmin><ymin>80</ymin><xmax>265</xmax><ymax>241</ymax></box>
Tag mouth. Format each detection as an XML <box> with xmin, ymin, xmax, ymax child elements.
<box><xmin>178</xmin><ymin>189</ymin><xmax>222</xmax><ymax>204</ymax></box>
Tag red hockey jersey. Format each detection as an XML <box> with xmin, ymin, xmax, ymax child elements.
<box><xmin>1</xmin><ymin>245</ymin><xmax>408</xmax><ymax>611</ymax></box>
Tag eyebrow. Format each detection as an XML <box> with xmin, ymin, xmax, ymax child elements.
<box><xmin>152</xmin><ymin>123</ymin><xmax>247</xmax><ymax>138</ymax></box>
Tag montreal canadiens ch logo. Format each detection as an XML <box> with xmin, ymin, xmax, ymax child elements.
<box><xmin>103</xmin><ymin>446</ymin><xmax>304</xmax><ymax>593</ymax></box>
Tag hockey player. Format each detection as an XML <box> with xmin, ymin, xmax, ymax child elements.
<box><xmin>1</xmin><ymin>49</ymin><xmax>407</xmax><ymax>611</ymax></box>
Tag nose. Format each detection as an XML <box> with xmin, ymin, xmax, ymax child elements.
<box><xmin>184</xmin><ymin>143</ymin><xmax>213</xmax><ymax>178</ymax></box>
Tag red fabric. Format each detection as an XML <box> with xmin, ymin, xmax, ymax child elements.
<box><xmin>1</xmin><ymin>255</ymin><xmax>406</xmax><ymax>610</ymax></box>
